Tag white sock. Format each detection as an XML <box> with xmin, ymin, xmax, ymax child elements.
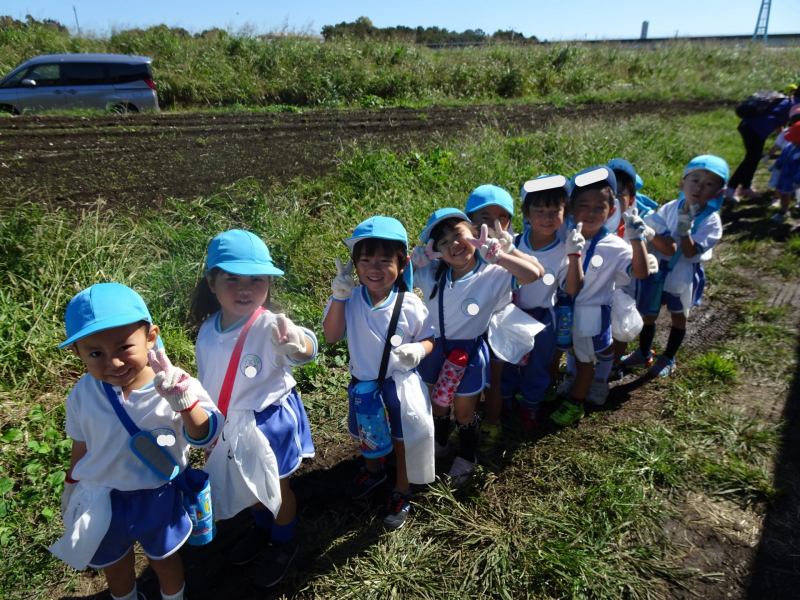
<box><xmin>111</xmin><ymin>584</ymin><xmax>137</xmax><ymax>600</ymax></box>
<box><xmin>162</xmin><ymin>584</ymin><xmax>185</xmax><ymax>600</ymax></box>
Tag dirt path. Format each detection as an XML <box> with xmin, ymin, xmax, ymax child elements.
<box><xmin>0</xmin><ymin>100</ymin><xmax>731</xmax><ymax>210</ymax></box>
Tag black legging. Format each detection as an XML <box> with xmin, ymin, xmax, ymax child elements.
<box><xmin>729</xmin><ymin>123</ymin><xmax>767</xmax><ymax>190</ymax></box>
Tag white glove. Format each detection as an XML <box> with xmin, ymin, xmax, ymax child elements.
<box><xmin>148</xmin><ymin>349</ymin><xmax>197</xmax><ymax>412</ymax></box>
<box><xmin>647</xmin><ymin>253</ymin><xmax>659</xmax><ymax>274</ymax></box>
<box><xmin>331</xmin><ymin>258</ymin><xmax>355</xmax><ymax>301</ymax></box>
<box><xmin>566</xmin><ymin>223</ymin><xmax>585</xmax><ymax>255</ymax></box>
<box><xmin>624</xmin><ymin>207</ymin><xmax>647</xmax><ymax>240</ymax></box>
<box><xmin>677</xmin><ymin>204</ymin><xmax>698</xmax><ymax>237</ymax></box>
<box><xmin>269</xmin><ymin>314</ymin><xmax>307</xmax><ymax>355</ymax></box>
<box><xmin>61</xmin><ymin>480</ymin><xmax>77</xmax><ymax>517</ymax></box>
<box><xmin>392</xmin><ymin>342</ymin><xmax>426</xmax><ymax>369</ymax></box>
<box><xmin>467</xmin><ymin>224</ymin><xmax>504</xmax><ymax>264</ymax></box>
<box><xmin>410</xmin><ymin>240</ymin><xmax>443</xmax><ymax>269</ymax></box>
<box><xmin>642</xmin><ymin>224</ymin><xmax>656</xmax><ymax>242</ymax></box>
<box><xmin>487</xmin><ymin>219</ymin><xmax>515</xmax><ymax>254</ymax></box>
<box><xmin>761</xmin><ymin>154</ymin><xmax>770</xmax><ymax>165</ymax></box>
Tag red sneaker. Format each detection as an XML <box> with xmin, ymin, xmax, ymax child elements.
<box><xmin>520</xmin><ymin>405</ymin><xmax>539</xmax><ymax>431</ymax></box>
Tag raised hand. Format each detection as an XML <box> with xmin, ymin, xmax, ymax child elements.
<box><xmin>148</xmin><ymin>349</ymin><xmax>197</xmax><ymax>412</ymax></box>
<box><xmin>647</xmin><ymin>253</ymin><xmax>659</xmax><ymax>274</ymax></box>
<box><xmin>392</xmin><ymin>342</ymin><xmax>427</xmax><ymax>369</ymax></box>
<box><xmin>677</xmin><ymin>203</ymin><xmax>698</xmax><ymax>237</ymax></box>
<box><xmin>487</xmin><ymin>218</ymin><xmax>515</xmax><ymax>253</ymax></box>
<box><xmin>411</xmin><ymin>240</ymin><xmax>443</xmax><ymax>268</ymax></box>
<box><xmin>331</xmin><ymin>257</ymin><xmax>355</xmax><ymax>300</ymax></box>
<box><xmin>566</xmin><ymin>222</ymin><xmax>585</xmax><ymax>255</ymax></box>
<box><xmin>467</xmin><ymin>224</ymin><xmax>504</xmax><ymax>264</ymax></box>
<box><xmin>624</xmin><ymin>206</ymin><xmax>647</xmax><ymax>240</ymax></box>
<box><xmin>269</xmin><ymin>314</ymin><xmax>306</xmax><ymax>356</ymax></box>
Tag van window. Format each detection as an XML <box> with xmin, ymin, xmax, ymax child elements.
<box><xmin>26</xmin><ymin>64</ymin><xmax>61</xmax><ymax>87</ymax></box>
<box><xmin>0</xmin><ymin>68</ymin><xmax>29</xmax><ymax>89</ymax></box>
<box><xmin>62</xmin><ymin>62</ymin><xmax>107</xmax><ymax>86</ymax></box>
<box><xmin>109</xmin><ymin>63</ymin><xmax>151</xmax><ymax>85</ymax></box>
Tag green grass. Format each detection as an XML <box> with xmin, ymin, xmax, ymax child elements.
<box><xmin>2</xmin><ymin>20</ymin><xmax>800</xmax><ymax>109</ymax></box>
<box><xmin>0</xmin><ymin>108</ymin><xmax>795</xmax><ymax>598</ymax></box>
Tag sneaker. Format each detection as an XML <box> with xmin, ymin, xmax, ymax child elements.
<box><xmin>519</xmin><ymin>405</ymin><xmax>539</xmax><ymax>431</ymax></box>
<box><xmin>382</xmin><ymin>491</ymin><xmax>411</xmax><ymax>530</ymax></box>
<box><xmin>607</xmin><ymin>363</ymin><xmax>624</xmax><ymax>382</ymax></box>
<box><xmin>740</xmin><ymin>187</ymin><xmax>762</xmax><ymax>199</ymax></box>
<box><xmin>477</xmin><ymin>421</ymin><xmax>502</xmax><ymax>455</ymax></box>
<box><xmin>542</xmin><ymin>383</ymin><xmax>558</xmax><ymax>403</ymax></box>
<box><xmin>556</xmin><ymin>371</ymin><xmax>575</xmax><ymax>398</ymax></box>
<box><xmin>771</xmin><ymin>211</ymin><xmax>789</xmax><ymax>223</ymax></box>
<box><xmin>550</xmin><ymin>399</ymin><xmax>585</xmax><ymax>427</ymax></box>
<box><xmin>724</xmin><ymin>186</ymin><xmax>737</xmax><ymax>201</ymax></box>
<box><xmin>585</xmin><ymin>379</ymin><xmax>609</xmax><ymax>406</ymax></box>
<box><xmin>229</xmin><ymin>526</ymin><xmax>269</xmax><ymax>566</ymax></box>
<box><xmin>435</xmin><ymin>440</ymin><xmax>453</xmax><ymax>458</ymax></box>
<box><xmin>253</xmin><ymin>538</ymin><xmax>300</xmax><ymax>588</ymax></box>
<box><xmin>345</xmin><ymin>466</ymin><xmax>387</xmax><ymax>500</ymax></box>
<box><xmin>447</xmin><ymin>456</ymin><xmax>477</xmax><ymax>487</ymax></box>
<box><xmin>648</xmin><ymin>354</ymin><xmax>677</xmax><ymax>378</ymax></box>
<box><xmin>620</xmin><ymin>348</ymin><xmax>655</xmax><ymax>369</ymax></box>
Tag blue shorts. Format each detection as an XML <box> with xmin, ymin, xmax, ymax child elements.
<box><xmin>347</xmin><ymin>376</ymin><xmax>408</xmax><ymax>440</ymax></box>
<box><xmin>501</xmin><ymin>307</ymin><xmax>556</xmax><ymax>407</ymax></box>
<box><xmin>637</xmin><ymin>262</ymin><xmax>706</xmax><ymax>316</ymax></box>
<box><xmin>89</xmin><ymin>479</ymin><xmax>191</xmax><ymax>568</ymax></box>
<box><xmin>254</xmin><ymin>389</ymin><xmax>315</xmax><ymax>479</ymax></box>
<box><xmin>418</xmin><ymin>336</ymin><xmax>490</xmax><ymax>397</ymax></box>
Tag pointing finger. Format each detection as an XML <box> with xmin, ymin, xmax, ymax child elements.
<box><xmin>156</xmin><ymin>349</ymin><xmax>172</xmax><ymax>372</ymax></box>
<box><xmin>334</xmin><ymin>257</ymin><xmax>344</xmax><ymax>276</ymax></box>
<box><xmin>630</xmin><ymin>207</ymin><xmax>638</xmax><ymax>218</ymax></box>
<box><xmin>344</xmin><ymin>259</ymin><xmax>353</xmax><ymax>275</ymax></box>
<box><xmin>147</xmin><ymin>349</ymin><xmax>163</xmax><ymax>374</ymax></box>
<box><xmin>480</xmin><ymin>223</ymin><xmax>489</xmax><ymax>244</ymax></box>
<box><xmin>575</xmin><ymin>222</ymin><xmax>583</xmax><ymax>234</ymax></box>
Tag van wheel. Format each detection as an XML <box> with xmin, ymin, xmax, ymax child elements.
<box><xmin>0</xmin><ymin>104</ymin><xmax>19</xmax><ymax>115</ymax></box>
<box><xmin>110</xmin><ymin>103</ymin><xmax>139</xmax><ymax>114</ymax></box>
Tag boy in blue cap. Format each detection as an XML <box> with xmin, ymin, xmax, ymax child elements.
<box><xmin>50</xmin><ymin>283</ymin><xmax>221</xmax><ymax>600</ymax></box>
<box><xmin>621</xmin><ymin>155</ymin><xmax>729</xmax><ymax>377</ymax></box>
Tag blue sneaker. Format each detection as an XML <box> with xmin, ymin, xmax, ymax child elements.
<box><xmin>346</xmin><ymin>466</ymin><xmax>386</xmax><ymax>499</ymax></box>
<box><xmin>383</xmin><ymin>491</ymin><xmax>411</xmax><ymax>530</ymax></box>
<box><xmin>648</xmin><ymin>354</ymin><xmax>677</xmax><ymax>378</ymax></box>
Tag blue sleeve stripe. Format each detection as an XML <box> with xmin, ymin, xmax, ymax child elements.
<box><xmin>184</xmin><ymin>410</ymin><xmax>218</xmax><ymax>447</ymax></box>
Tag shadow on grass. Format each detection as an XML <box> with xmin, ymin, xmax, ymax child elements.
<box><xmin>745</xmin><ymin>328</ymin><xmax>800</xmax><ymax>597</ymax></box>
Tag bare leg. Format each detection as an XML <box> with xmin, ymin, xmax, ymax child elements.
<box><xmin>483</xmin><ymin>361</ymin><xmax>504</xmax><ymax>423</ymax></box>
<box><xmin>103</xmin><ymin>548</ymin><xmax>136</xmax><ymax>598</ymax></box>
<box><xmin>572</xmin><ymin>359</ymin><xmax>596</xmax><ymax>401</ymax></box>
<box><xmin>274</xmin><ymin>478</ymin><xmax>296</xmax><ymax>526</ymax></box>
<box><xmin>148</xmin><ymin>552</ymin><xmax>184</xmax><ymax>596</ymax></box>
<box><xmin>392</xmin><ymin>440</ymin><xmax>409</xmax><ymax>493</ymax></box>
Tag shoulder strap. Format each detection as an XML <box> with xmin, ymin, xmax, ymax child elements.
<box><xmin>377</xmin><ymin>289</ymin><xmax>405</xmax><ymax>384</ymax></box>
<box><xmin>514</xmin><ymin>233</ymin><xmax>522</xmax><ymax>249</ymax></box>
<box><xmin>437</xmin><ymin>269</ymin><xmax>448</xmax><ymax>351</ymax></box>
<box><xmin>582</xmin><ymin>226</ymin><xmax>608</xmax><ymax>274</ymax></box>
<box><xmin>218</xmin><ymin>307</ymin><xmax>265</xmax><ymax>417</ymax></box>
<box><xmin>102</xmin><ymin>382</ymin><xmax>141</xmax><ymax>437</ymax></box>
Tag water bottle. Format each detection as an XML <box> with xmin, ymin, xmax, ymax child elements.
<box><xmin>516</xmin><ymin>352</ymin><xmax>530</xmax><ymax>366</ymax></box>
<box><xmin>432</xmin><ymin>349</ymin><xmax>469</xmax><ymax>408</ymax></box>
<box><xmin>353</xmin><ymin>380</ymin><xmax>393</xmax><ymax>459</ymax></box>
<box><xmin>555</xmin><ymin>304</ymin><xmax>574</xmax><ymax>350</ymax></box>
<box><xmin>182</xmin><ymin>472</ymin><xmax>216</xmax><ymax>546</ymax></box>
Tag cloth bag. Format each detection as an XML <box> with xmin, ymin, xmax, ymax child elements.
<box><xmin>486</xmin><ymin>303</ymin><xmax>546</xmax><ymax>364</ymax></box>
<box><xmin>572</xmin><ymin>305</ymin><xmax>603</xmax><ymax>363</ymax></box>
<box><xmin>611</xmin><ymin>288</ymin><xmax>644</xmax><ymax>343</ymax></box>
<box><xmin>48</xmin><ymin>481</ymin><xmax>112</xmax><ymax>570</ymax></box>
<box><xmin>663</xmin><ymin>261</ymin><xmax>695</xmax><ymax>317</ymax></box>
<box><xmin>393</xmin><ymin>370</ymin><xmax>435</xmax><ymax>484</ymax></box>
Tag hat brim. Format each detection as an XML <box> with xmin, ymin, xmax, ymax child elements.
<box><xmin>59</xmin><ymin>313</ymin><xmax>152</xmax><ymax>349</ymax></box>
<box><xmin>205</xmin><ymin>261</ymin><xmax>285</xmax><ymax>277</ymax></box>
<box><xmin>419</xmin><ymin>212</ymin><xmax>470</xmax><ymax>244</ymax></box>
<box><xmin>344</xmin><ymin>234</ymin><xmax>407</xmax><ymax>252</ymax></box>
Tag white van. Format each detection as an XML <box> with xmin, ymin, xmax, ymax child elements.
<box><xmin>0</xmin><ymin>54</ymin><xmax>159</xmax><ymax>114</ymax></box>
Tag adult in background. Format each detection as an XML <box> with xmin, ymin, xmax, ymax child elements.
<box><xmin>726</xmin><ymin>85</ymin><xmax>799</xmax><ymax>203</ymax></box>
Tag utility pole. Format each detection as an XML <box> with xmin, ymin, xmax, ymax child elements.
<box><xmin>73</xmin><ymin>6</ymin><xmax>81</xmax><ymax>36</ymax></box>
<box><xmin>753</xmin><ymin>0</ymin><xmax>771</xmax><ymax>43</ymax></box>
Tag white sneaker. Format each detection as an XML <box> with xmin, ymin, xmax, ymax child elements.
<box><xmin>724</xmin><ymin>187</ymin><xmax>739</xmax><ymax>203</ymax></box>
<box><xmin>585</xmin><ymin>379</ymin><xmax>609</xmax><ymax>406</ymax></box>
<box><xmin>557</xmin><ymin>372</ymin><xmax>575</xmax><ymax>398</ymax></box>
<box><xmin>447</xmin><ymin>456</ymin><xmax>477</xmax><ymax>487</ymax></box>
<box><xmin>771</xmin><ymin>212</ymin><xmax>789</xmax><ymax>224</ymax></box>
<box><xmin>434</xmin><ymin>441</ymin><xmax>451</xmax><ymax>458</ymax></box>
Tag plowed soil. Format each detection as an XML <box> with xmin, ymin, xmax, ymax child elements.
<box><xmin>0</xmin><ymin>100</ymin><xmax>731</xmax><ymax>210</ymax></box>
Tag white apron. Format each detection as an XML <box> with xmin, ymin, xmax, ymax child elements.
<box><xmin>393</xmin><ymin>370</ymin><xmax>435</xmax><ymax>485</ymax></box>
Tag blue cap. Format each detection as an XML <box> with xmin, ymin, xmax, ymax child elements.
<box><xmin>345</xmin><ymin>216</ymin><xmax>413</xmax><ymax>289</ymax></box>
<box><xmin>606</xmin><ymin>158</ymin><xmax>637</xmax><ymax>186</ymax></box>
<box><xmin>635</xmin><ymin>174</ymin><xmax>644</xmax><ymax>191</ymax></box>
<box><xmin>60</xmin><ymin>283</ymin><xmax>152</xmax><ymax>349</ymax></box>
<box><xmin>205</xmin><ymin>230</ymin><xmax>284</xmax><ymax>277</ymax></box>
<box><xmin>683</xmin><ymin>154</ymin><xmax>730</xmax><ymax>185</ymax></box>
<box><xmin>570</xmin><ymin>166</ymin><xmax>617</xmax><ymax>196</ymax></box>
<box><xmin>419</xmin><ymin>208</ymin><xmax>470</xmax><ymax>244</ymax></box>
<box><xmin>521</xmin><ymin>174</ymin><xmax>571</xmax><ymax>199</ymax></box>
<box><xmin>464</xmin><ymin>185</ymin><xmax>514</xmax><ymax>218</ymax></box>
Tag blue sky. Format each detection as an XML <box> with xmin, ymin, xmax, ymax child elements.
<box><xmin>11</xmin><ymin>1</ymin><xmax>800</xmax><ymax>40</ymax></box>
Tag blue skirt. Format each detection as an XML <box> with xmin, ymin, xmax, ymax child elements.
<box><xmin>254</xmin><ymin>389</ymin><xmax>315</xmax><ymax>478</ymax></box>
<box><xmin>418</xmin><ymin>336</ymin><xmax>490</xmax><ymax>397</ymax></box>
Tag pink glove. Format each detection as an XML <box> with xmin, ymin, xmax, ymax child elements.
<box><xmin>468</xmin><ymin>224</ymin><xmax>504</xmax><ymax>264</ymax></box>
<box><xmin>487</xmin><ymin>219</ymin><xmax>514</xmax><ymax>254</ymax></box>
<box><xmin>148</xmin><ymin>349</ymin><xmax>197</xmax><ymax>412</ymax></box>
<box><xmin>411</xmin><ymin>240</ymin><xmax>443</xmax><ymax>269</ymax></box>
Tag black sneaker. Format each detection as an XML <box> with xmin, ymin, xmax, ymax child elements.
<box><xmin>607</xmin><ymin>363</ymin><xmax>624</xmax><ymax>382</ymax></box>
<box><xmin>229</xmin><ymin>526</ymin><xmax>269</xmax><ymax>566</ymax></box>
<box><xmin>382</xmin><ymin>491</ymin><xmax>411</xmax><ymax>530</ymax></box>
<box><xmin>345</xmin><ymin>466</ymin><xmax>387</xmax><ymax>499</ymax></box>
<box><xmin>253</xmin><ymin>538</ymin><xmax>300</xmax><ymax>588</ymax></box>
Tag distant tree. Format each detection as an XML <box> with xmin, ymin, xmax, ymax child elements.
<box><xmin>320</xmin><ymin>18</ymin><xmax>532</xmax><ymax>44</ymax></box>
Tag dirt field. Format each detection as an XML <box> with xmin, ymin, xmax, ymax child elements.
<box><xmin>0</xmin><ymin>100</ymin><xmax>731</xmax><ymax>209</ymax></box>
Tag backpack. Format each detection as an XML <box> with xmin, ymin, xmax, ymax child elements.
<box><xmin>735</xmin><ymin>90</ymin><xmax>786</xmax><ymax>119</ymax></box>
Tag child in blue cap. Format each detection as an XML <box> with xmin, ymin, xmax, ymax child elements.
<box><xmin>620</xmin><ymin>155</ymin><xmax>729</xmax><ymax>378</ymax></box>
<box><xmin>190</xmin><ymin>230</ymin><xmax>317</xmax><ymax>588</ymax></box>
<box><xmin>323</xmin><ymin>216</ymin><xmax>436</xmax><ymax>530</ymax></box>
<box><xmin>500</xmin><ymin>176</ymin><xmax>583</xmax><ymax>429</ymax></box>
<box><xmin>464</xmin><ymin>184</ymin><xmax>519</xmax><ymax>454</ymax></box>
<box><xmin>414</xmin><ymin>208</ymin><xmax>543</xmax><ymax>485</ymax></box>
<box><xmin>51</xmin><ymin>283</ymin><xmax>221</xmax><ymax>600</ymax></box>
<box><xmin>552</xmin><ymin>167</ymin><xmax>650</xmax><ymax>426</ymax></box>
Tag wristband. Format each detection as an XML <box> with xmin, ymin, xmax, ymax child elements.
<box><xmin>178</xmin><ymin>399</ymin><xmax>200</xmax><ymax>413</ymax></box>
<box><xmin>65</xmin><ymin>476</ymin><xmax>79</xmax><ymax>484</ymax></box>
<box><xmin>331</xmin><ymin>297</ymin><xmax>348</xmax><ymax>303</ymax></box>
<box><xmin>567</xmin><ymin>252</ymin><xmax>582</xmax><ymax>257</ymax></box>
<box><xmin>629</xmin><ymin>237</ymin><xmax>644</xmax><ymax>242</ymax></box>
